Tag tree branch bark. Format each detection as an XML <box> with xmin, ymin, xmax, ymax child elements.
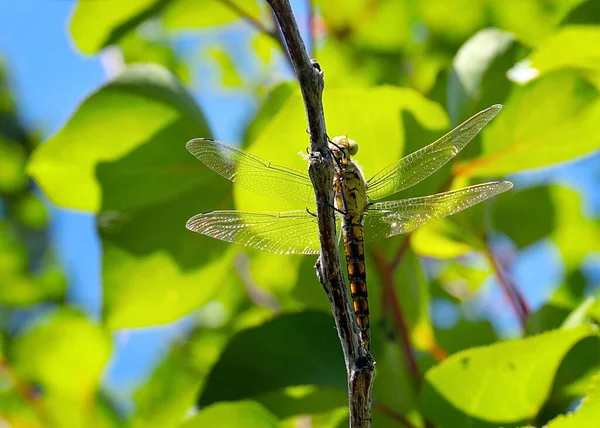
<box><xmin>266</xmin><ymin>1</ymin><xmax>374</xmax><ymax>426</ymax></box>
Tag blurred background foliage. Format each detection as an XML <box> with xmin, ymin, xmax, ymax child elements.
<box><xmin>1</xmin><ymin>0</ymin><xmax>600</xmax><ymax>427</ymax></box>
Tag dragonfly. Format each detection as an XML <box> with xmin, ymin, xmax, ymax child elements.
<box><xmin>185</xmin><ymin>104</ymin><xmax>512</xmax><ymax>350</ymax></box>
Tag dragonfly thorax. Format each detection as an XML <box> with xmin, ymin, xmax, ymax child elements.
<box><xmin>330</xmin><ymin>136</ymin><xmax>368</xmax><ymax>216</ymax></box>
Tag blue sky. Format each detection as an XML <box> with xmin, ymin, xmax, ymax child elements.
<box><xmin>1</xmin><ymin>0</ymin><xmax>599</xmax><ymax>408</ymax></box>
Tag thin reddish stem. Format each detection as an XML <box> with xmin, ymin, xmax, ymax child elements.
<box><xmin>485</xmin><ymin>243</ymin><xmax>529</xmax><ymax>330</ymax></box>
<box><xmin>372</xmin><ymin>402</ymin><xmax>417</xmax><ymax>428</ymax></box>
<box><xmin>372</xmin><ymin>247</ymin><xmax>420</xmax><ymax>386</ymax></box>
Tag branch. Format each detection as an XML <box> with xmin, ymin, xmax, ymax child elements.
<box><xmin>266</xmin><ymin>1</ymin><xmax>374</xmax><ymax>426</ymax></box>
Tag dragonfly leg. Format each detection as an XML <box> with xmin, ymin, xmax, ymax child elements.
<box><xmin>316</xmin><ymin>200</ymin><xmax>346</xmax><ymax>216</ymax></box>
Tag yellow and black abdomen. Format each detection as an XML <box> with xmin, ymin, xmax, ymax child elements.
<box><xmin>342</xmin><ymin>217</ymin><xmax>370</xmax><ymax>350</ymax></box>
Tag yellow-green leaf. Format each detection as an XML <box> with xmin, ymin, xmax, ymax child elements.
<box><xmin>420</xmin><ymin>324</ymin><xmax>598</xmax><ymax>427</ymax></box>
<box><xmin>163</xmin><ymin>0</ymin><xmax>262</xmax><ymax>29</ymax></box>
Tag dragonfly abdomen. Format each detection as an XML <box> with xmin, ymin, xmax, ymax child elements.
<box><xmin>342</xmin><ymin>217</ymin><xmax>370</xmax><ymax>350</ymax></box>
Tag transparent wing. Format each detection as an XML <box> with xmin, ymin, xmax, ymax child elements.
<box><xmin>367</xmin><ymin>105</ymin><xmax>502</xmax><ymax>201</ymax></box>
<box><xmin>363</xmin><ymin>181</ymin><xmax>513</xmax><ymax>242</ymax></box>
<box><xmin>186</xmin><ymin>210</ymin><xmax>322</xmax><ymax>255</ymax></box>
<box><xmin>186</xmin><ymin>138</ymin><xmax>314</xmax><ymax>205</ymax></box>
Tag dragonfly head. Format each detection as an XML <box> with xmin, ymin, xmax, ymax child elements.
<box><xmin>330</xmin><ymin>136</ymin><xmax>359</xmax><ymax>158</ymax></box>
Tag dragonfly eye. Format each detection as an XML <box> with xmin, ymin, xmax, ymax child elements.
<box><xmin>347</xmin><ymin>139</ymin><xmax>359</xmax><ymax>156</ymax></box>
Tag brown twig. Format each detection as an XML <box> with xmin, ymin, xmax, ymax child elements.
<box><xmin>266</xmin><ymin>1</ymin><xmax>374</xmax><ymax>427</ymax></box>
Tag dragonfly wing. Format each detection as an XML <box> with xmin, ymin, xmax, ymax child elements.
<box><xmin>186</xmin><ymin>138</ymin><xmax>315</xmax><ymax>205</ymax></box>
<box><xmin>187</xmin><ymin>210</ymin><xmax>322</xmax><ymax>255</ymax></box>
<box><xmin>366</xmin><ymin>105</ymin><xmax>502</xmax><ymax>201</ymax></box>
<box><xmin>363</xmin><ymin>181</ymin><xmax>513</xmax><ymax>242</ymax></box>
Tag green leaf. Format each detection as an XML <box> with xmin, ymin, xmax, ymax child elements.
<box><xmin>255</xmin><ymin>386</ymin><xmax>347</xmax><ymax>421</ymax></box>
<box><xmin>372</xmin><ymin>340</ymin><xmax>420</xmax><ymax>423</ymax></box>
<box><xmin>206</xmin><ymin>46</ymin><xmax>244</xmax><ymax>88</ymax></box>
<box><xmin>28</xmin><ymin>64</ymin><xmax>210</xmax><ymax>213</ymax></box>
<box><xmin>448</xmin><ymin>28</ymin><xmax>517</xmax><ymax>125</ymax></box>
<box><xmin>456</xmin><ymin>72</ymin><xmax>600</xmax><ymax>178</ymax></box>
<box><xmin>436</xmin><ymin>260</ymin><xmax>492</xmax><ymax>297</ymax></box>
<box><xmin>550</xmin><ymin>185</ymin><xmax>600</xmax><ymax>268</ymax></box>
<box><xmin>489</xmin><ymin>0</ymin><xmax>584</xmax><ymax>47</ymax></box>
<box><xmin>394</xmin><ymin>246</ymin><xmax>433</xmax><ymax>352</ymax></box>
<box><xmin>435</xmin><ymin>319</ymin><xmax>498</xmax><ymax>354</ymax></box>
<box><xmin>547</xmin><ymin>374</ymin><xmax>600</xmax><ymax>427</ymax></box>
<box><xmin>562</xmin><ymin>297</ymin><xmax>598</xmax><ymax>329</ymax></box>
<box><xmin>9</xmin><ymin>308</ymin><xmax>111</xmax><ymax>398</ymax></box>
<box><xmin>417</xmin><ymin>0</ymin><xmax>486</xmax><ymax>42</ymax></box>
<box><xmin>420</xmin><ymin>324</ymin><xmax>598</xmax><ymax>427</ymax></box>
<box><xmin>163</xmin><ymin>0</ymin><xmax>262</xmax><ymax>30</ymax></box>
<box><xmin>0</xmin><ymin>138</ymin><xmax>27</xmax><ymax>192</ymax></box>
<box><xmin>528</xmin><ymin>27</ymin><xmax>600</xmax><ymax>80</ymax></box>
<box><xmin>411</xmin><ymin>220</ymin><xmax>474</xmax><ymax>259</ymax></box>
<box><xmin>132</xmin><ymin>330</ymin><xmax>228</xmax><ymax>428</ymax></box>
<box><xmin>100</xmin><ymin>188</ymin><xmax>237</xmax><ymax>329</ymax></box>
<box><xmin>69</xmin><ymin>0</ymin><xmax>169</xmax><ymax>55</ymax></box>
<box><xmin>315</xmin><ymin>0</ymin><xmax>368</xmax><ymax>35</ymax></box>
<box><xmin>199</xmin><ymin>312</ymin><xmax>345</xmax><ymax>406</ymax></box>
<box><xmin>182</xmin><ymin>401</ymin><xmax>279</xmax><ymax>428</ymax></box>
<box><xmin>243</xmin><ymin>83</ymin><xmax>294</xmax><ymax>146</ymax></box>
<box><xmin>492</xmin><ymin>186</ymin><xmax>555</xmax><ymax>249</ymax></box>
<box><xmin>119</xmin><ymin>33</ymin><xmax>191</xmax><ymax>83</ymax></box>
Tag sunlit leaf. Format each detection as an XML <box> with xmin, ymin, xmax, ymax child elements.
<box><xmin>70</xmin><ymin>0</ymin><xmax>167</xmax><ymax>54</ymax></box>
<box><xmin>547</xmin><ymin>373</ymin><xmax>600</xmax><ymax>427</ymax></box>
<box><xmin>132</xmin><ymin>330</ymin><xmax>228</xmax><ymax>427</ymax></box>
<box><xmin>255</xmin><ymin>386</ymin><xmax>347</xmax><ymax>422</ymax></box>
<box><xmin>418</xmin><ymin>0</ymin><xmax>486</xmax><ymax>42</ymax></box>
<box><xmin>448</xmin><ymin>28</ymin><xmax>517</xmax><ymax>125</ymax></box>
<box><xmin>100</xmin><ymin>188</ymin><xmax>237</xmax><ymax>329</ymax></box>
<box><xmin>243</xmin><ymin>82</ymin><xmax>294</xmax><ymax>146</ymax></box>
<box><xmin>206</xmin><ymin>46</ymin><xmax>244</xmax><ymax>88</ymax></box>
<box><xmin>182</xmin><ymin>401</ymin><xmax>279</xmax><ymax>428</ymax></box>
<box><xmin>550</xmin><ymin>185</ymin><xmax>600</xmax><ymax>268</ymax></box>
<box><xmin>10</xmin><ymin>309</ymin><xmax>111</xmax><ymax>398</ymax></box>
<box><xmin>315</xmin><ymin>0</ymin><xmax>368</xmax><ymax>35</ymax></box>
<box><xmin>489</xmin><ymin>0</ymin><xmax>584</xmax><ymax>47</ymax></box>
<box><xmin>28</xmin><ymin>64</ymin><xmax>210</xmax><ymax>213</ymax></box>
<box><xmin>163</xmin><ymin>0</ymin><xmax>262</xmax><ymax>29</ymax></box>
<box><xmin>527</xmin><ymin>27</ymin><xmax>600</xmax><ymax>81</ymax></box>
<box><xmin>420</xmin><ymin>324</ymin><xmax>598</xmax><ymax>427</ymax></box>
<box><xmin>455</xmin><ymin>72</ymin><xmax>600</xmax><ymax>178</ymax></box>
<box><xmin>238</xmin><ymin>86</ymin><xmax>449</xmax><ymax>213</ymax></box>
<box><xmin>412</xmin><ymin>220</ymin><xmax>473</xmax><ymax>259</ymax></box>
<box><xmin>251</xmin><ymin>33</ymin><xmax>279</xmax><ymax>65</ymax></box>
<box><xmin>119</xmin><ymin>32</ymin><xmax>191</xmax><ymax>83</ymax></box>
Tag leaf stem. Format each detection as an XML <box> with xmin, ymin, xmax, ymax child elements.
<box><xmin>266</xmin><ymin>1</ymin><xmax>374</xmax><ymax>426</ymax></box>
<box><xmin>372</xmin><ymin>246</ymin><xmax>420</xmax><ymax>388</ymax></box>
<box><xmin>219</xmin><ymin>0</ymin><xmax>294</xmax><ymax>70</ymax></box>
<box><xmin>372</xmin><ymin>402</ymin><xmax>417</xmax><ymax>428</ymax></box>
<box><xmin>484</xmin><ymin>242</ymin><xmax>530</xmax><ymax>331</ymax></box>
